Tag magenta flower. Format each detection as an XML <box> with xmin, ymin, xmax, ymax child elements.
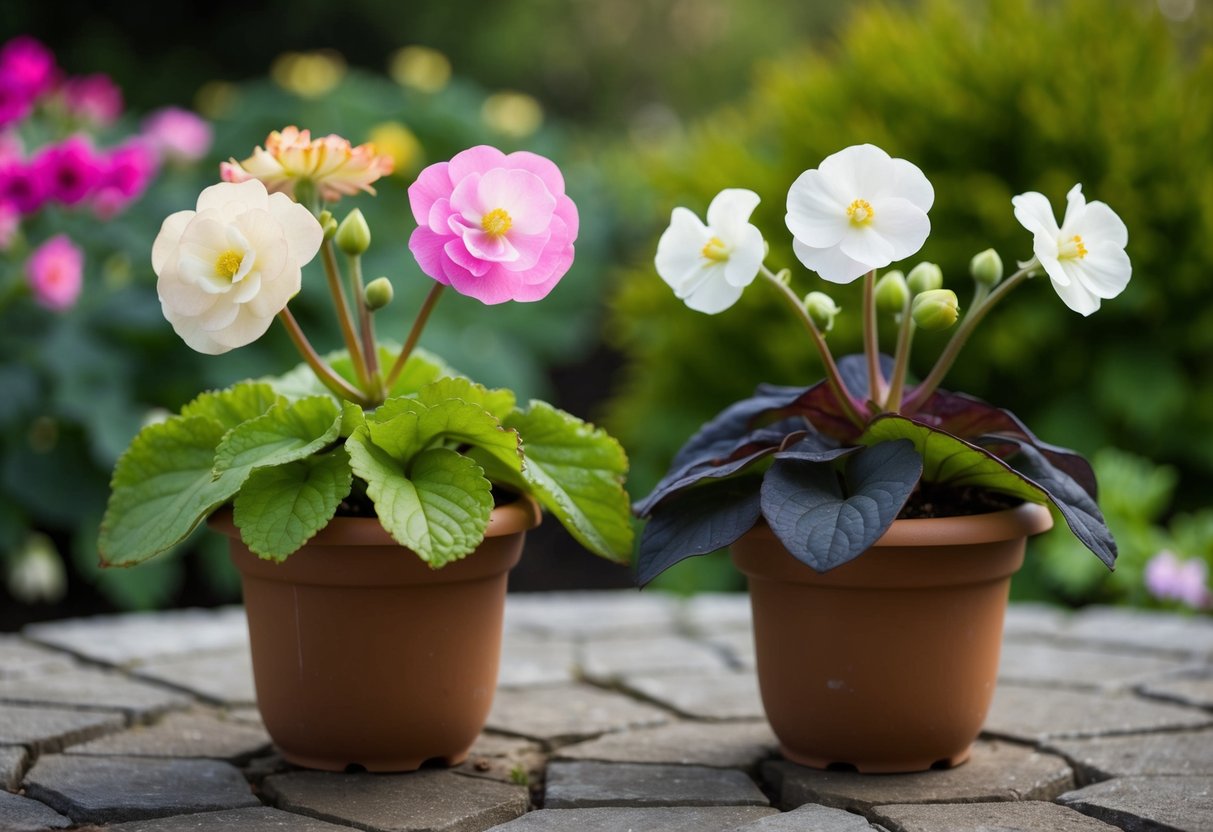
<box><xmin>33</xmin><ymin>136</ymin><xmax>102</xmax><ymax>206</ymax></box>
<box><xmin>407</xmin><ymin>145</ymin><xmax>578</xmax><ymax>304</ymax></box>
<box><xmin>142</xmin><ymin>107</ymin><xmax>213</xmax><ymax>164</ymax></box>
<box><xmin>26</xmin><ymin>234</ymin><xmax>83</xmax><ymax>311</ymax></box>
<box><xmin>61</xmin><ymin>74</ymin><xmax>123</xmax><ymax>127</ymax></box>
<box><xmin>0</xmin><ymin>160</ymin><xmax>45</xmax><ymax>215</ymax></box>
<box><xmin>0</xmin><ymin>37</ymin><xmax>56</xmax><ymax>129</ymax></box>
<box><xmin>90</xmin><ymin>140</ymin><xmax>157</xmax><ymax>218</ymax></box>
<box><xmin>1145</xmin><ymin>550</ymin><xmax>1211</xmax><ymax>610</ymax></box>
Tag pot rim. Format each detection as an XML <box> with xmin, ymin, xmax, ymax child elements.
<box><xmin>870</xmin><ymin>501</ymin><xmax>1053</xmax><ymax>547</ymax></box>
<box><xmin>208</xmin><ymin>492</ymin><xmax>542</xmax><ymax>548</ymax></box>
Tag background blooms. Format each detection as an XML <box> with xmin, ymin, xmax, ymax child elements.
<box><xmin>142</xmin><ymin>107</ymin><xmax>213</xmax><ymax>164</ymax></box>
<box><xmin>26</xmin><ymin>233</ymin><xmax>82</xmax><ymax>310</ymax></box>
<box><xmin>1145</xmin><ymin>550</ymin><xmax>1210</xmax><ymax>610</ymax></box>
<box><xmin>407</xmin><ymin>144</ymin><xmax>578</xmax><ymax>304</ymax></box>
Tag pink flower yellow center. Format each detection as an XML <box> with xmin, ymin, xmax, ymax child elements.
<box><xmin>215</xmin><ymin>250</ymin><xmax>243</xmax><ymax>281</ymax></box>
<box><xmin>1059</xmin><ymin>234</ymin><xmax>1088</xmax><ymax>260</ymax></box>
<box><xmin>701</xmin><ymin>236</ymin><xmax>729</xmax><ymax>262</ymax></box>
<box><xmin>481</xmin><ymin>208</ymin><xmax>512</xmax><ymax>237</ymax></box>
<box><xmin>846</xmin><ymin>198</ymin><xmax>874</xmax><ymax>225</ymax></box>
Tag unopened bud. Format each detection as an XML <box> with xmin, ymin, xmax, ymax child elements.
<box><xmin>336</xmin><ymin>209</ymin><xmax>371</xmax><ymax>255</ymax></box>
<box><xmin>907</xmin><ymin>261</ymin><xmax>943</xmax><ymax>294</ymax></box>
<box><xmin>364</xmin><ymin>276</ymin><xmax>394</xmax><ymax>310</ymax></box>
<box><xmin>295</xmin><ymin>178</ymin><xmax>318</xmax><ymax>211</ymax></box>
<box><xmin>911</xmin><ymin>289</ymin><xmax>960</xmax><ymax>331</ymax></box>
<box><xmin>969</xmin><ymin>248</ymin><xmax>1003</xmax><ymax>287</ymax></box>
<box><xmin>874</xmin><ymin>270</ymin><xmax>909</xmax><ymax>313</ymax></box>
<box><xmin>804</xmin><ymin>291</ymin><xmax>841</xmax><ymax>333</ymax></box>
<box><xmin>318</xmin><ymin>210</ymin><xmax>338</xmax><ymax>240</ymax></box>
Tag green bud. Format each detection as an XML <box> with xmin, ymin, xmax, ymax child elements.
<box><xmin>804</xmin><ymin>291</ymin><xmax>841</xmax><ymax>333</ymax></box>
<box><xmin>874</xmin><ymin>270</ymin><xmax>909</xmax><ymax>313</ymax></box>
<box><xmin>911</xmin><ymin>289</ymin><xmax>960</xmax><ymax>331</ymax></box>
<box><xmin>318</xmin><ymin>210</ymin><xmax>338</xmax><ymax>240</ymax></box>
<box><xmin>969</xmin><ymin>248</ymin><xmax>1004</xmax><ymax>287</ymax></box>
<box><xmin>336</xmin><ymin>209</ymin><xmax>371</xmax><ymax>255</ymax></box>
<box><xmin>295</xmin><ymin>178</ymin><xmax>318</xmax><ymax>211</ymax></box>
<box><xmin>364</xmin><ymin>276</ymin><xmax>394</xmax><ymax>310</ymax></box>
<box><xmin>907</xmin><ymin>261</ymin><xmax>943</xmax><ymax>294</ymax></box>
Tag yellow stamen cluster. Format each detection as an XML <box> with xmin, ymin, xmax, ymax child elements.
<box><xmin>1060</xmin><ymin>234</ymin><xmax>1089</xmax><ymax>260</ymax></box>
<box><xmin>481</xmin><ymin>208</ymin><xmax>512</xmax><ymax>237</ymax></box>
<box><xmin>215</xmin><ymin>250</ymin><xmax>243</xmax><ymax>280</ymax></box>
<box><xmin>701</xmin><ymin>236</ymin><xmax>729</xmax><ymax>262</ymax></box>
<box><xmin>846</xmin><ymin>198</ymin><xmax>874</xmax><ymax>225</ymax></box>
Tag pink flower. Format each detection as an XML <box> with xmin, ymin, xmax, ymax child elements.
<box><xmin>26</xmin><ymin>234</ymin><xmax>83</xmax><ymax>311</ymax></box>
<box><xmin>60</xmin><ymin>74</ymin><xmax>123</xmax><ymax>127</ymax></box>
<box><xmin>0</xmin><ymin>37</ymin><xmax>56</xmax><ymax>129</ymax></box>
<box><xmin>32</xmin><ymin>136</ymin><xmax>102</xmax><ymax>206</ymax></box>
<box><xmin>1145</xmin><ymin>550</ymin><xmax>1211</xmax><ymax>610</ymax></box>
<box><xmin>407</xmin><ymin>145</ymin><xmax>578</xmax><ymax>304</ymax></box>
<box><xmin>0</xmin><ymin>160</ymin><xmax>45</xmax><ymax>215</ymax></box>
<box><xmin>141</xmin><ymin>107</ymin><xmax>212</xmax><ymax>164</ymax></box>
<box><xmin>220</xmin><ymin>126</ymin><xmax>393</xmax><ymax>202</ymax></box>
<box><xmin>90</xmin><ymin>140</ymin><xmax>157</xmax><ymax>218</ymax></box>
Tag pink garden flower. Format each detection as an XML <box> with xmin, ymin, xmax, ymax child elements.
<box><xmin>0</xmin><ymin>160</ymin><xmax>45</xmax><ymax>215</ymax></box>
<box><xmin>142</xmin><ymin>107</ymin><xmax>212</xmax><ymax>164</ymax></box>
<box><xmin>1145</xmin><ymin>550</ymin><xmax>1211</xmax><ymax>610</ymax></box>
<box><xmin>91</xmin><ymin>140</ymin><xmax>157</xmax><ymax>218</ymax></box>
<box><xmin>407</xmin><ymin>145</ymin><xmax>578</xmax><ymax>304</ymax></box>
<box><xmin>0</xmin><ymin>37</ymin><xmax>56</xmax><ymax>128</ymax></box>
<box><xmin>33</xmin><ymin>136</ymin><xmax>102</xmax><ymax>206</ymax></box>
<box><xmin>61</xmin><ymin>73</ymin><xmax>123</xmax><ymax>127</ymax></box>
<box><xmin>26</xmin><ymin>234</ymin><xmax>83</xmax><ymax>311</ymax></box>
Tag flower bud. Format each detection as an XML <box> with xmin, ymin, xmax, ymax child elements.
<box><xmin>364</xmin><ymin>276</ymin><xmax>394</xmax><ymax>310</ymax></box>
<box><xmin>804</xmin><ymin>291</ymin><xmax>841</xmax><ymax>333</ymax></box>
<box><xmin>318</xmin><ymin>210</ymin><xmax>338</xmax><ymax>240</ymax></box>
<box><xmin>907</xmin><ymin>261</ymin><xmax>943</xmax><ymax>294</ymax></box>
<box><xmin>969</xmin><ymin>248</ymin><xmax>1003</xmax><ymax>287</ymax></box>
<box><xmin>336</xmin><ymin>209</ymin><xmax>371</xmax><ymax>255</ymax></box>
<box><xmin>874</xmin><ymin>270</ymin><xmax>909</xmax><ymax>313</ymax></box>
<box><xmin>911</xmin><ymin>289</ymin><xmax>960</xmax><ymax>331</ymax></box>
<box><xmin>294</xmin><ymin>178</ymin><xmax>318</xmax><ymax>210</ymax></box>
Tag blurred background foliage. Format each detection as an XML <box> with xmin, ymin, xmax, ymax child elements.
<box><xmin>2</xmin><ymin>0</ymin><xmax>1210</xmax><ymax>622</ymax></box>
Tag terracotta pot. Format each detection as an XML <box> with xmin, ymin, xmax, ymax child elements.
<box><xmin>213</xmin><ymin>497</ymin><xmax>541</xmax><ymax>772</ymax></box>
<box><xmin>731</xmin><ymin>503</ymin><xmax>1052</xmax><ymax>774</ymax></box>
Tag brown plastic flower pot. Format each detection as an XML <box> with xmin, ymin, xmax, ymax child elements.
<box><xmin>213</xmin><ymin>497</ymin><xmax>540</xmax><ymax>772</ymax></box>
<box><xmin>731</xmin><ymin>503</ymin><xmax>1052</xmax><ymax>774</ymax></box>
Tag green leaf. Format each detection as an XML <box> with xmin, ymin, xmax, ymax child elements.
<box><xmin>340</xmin><ymin>400</ymin><xmax>366</xmax><ymax>438</ymax></box>
<box><xmin>265</xmin><ymin>347</ymin><xmax>454</xmax><ymax>401</ymax></box>
<box><xmin>99</xmin><ymin>416</ymin><xmax>249</xmax><ymax>566</ymax></box>
<box><xmin>369</xmin><ymin>395</ymin><xmax>521</xmax><ymax>473</ymax></box>
<box><xmin>180</xmin><ymin>382</ymin><xmax>281</xmax><ymax>429</ymax></box>
<box><xmin>501</xmin><ymin>401</ymin><xmax>633</xmax><ymax>563</ymax></box>
<box><xmin>233</xmin><ymin>450</ymin><xmax>353</xmax><ymax>561</ymax></box>
<box><xmin>380</xmin><ymin>347</ymin><xmax>457</xmax><ymax>398</ymax></box>
<box><xmin>213</xmin><ymin>396</ymin><xmax>342</xmax><ymax>476</ymax></box>
<box><xmin>346</xmin><ymin>429</ymin><xmax>492</xmax><ymax>566</ymax></box>
<box><xmin>860</xmin><ymin>415</ymin><xmax>1048</xmax><ymax>504</ymax></box>
<box><xmin>415</xmin><ymin>376</ymin><xmax>516</xmax><ymax>419</ymax></box>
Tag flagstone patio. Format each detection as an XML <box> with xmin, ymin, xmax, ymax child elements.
<box><xmin>3</xmin><ymin>594</ymin><xmax>1212</xmax><ymax>831</ymax></box>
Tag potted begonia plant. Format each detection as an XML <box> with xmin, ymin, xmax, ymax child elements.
<box><xmin>635</xmin><ymin>144</ymin><xmax>1127</xmax><ymax>773</ymax></box>
<box><xmin>98</xmin><ymin>130</ymin><xmax>633</xmax><ymax>772</ymax></box>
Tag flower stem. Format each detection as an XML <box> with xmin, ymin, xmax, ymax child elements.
<box><xmin>862</xmin><ymin>270</ymin><xmax>886</xmax><ymax>405</ymax></box>
<box><xmin>347</xmin><ymin>253</ymin><xmax>382</xmax><ymax>398</ymax></box>
<box><xmin>277</xmin><ymin>308</ymin><xmax>370</xmax><ymax>405</ymax></box>
<box><xmin>883</xmin><ymin>299</ymin><xmax>916</xmax><ymax>412</ymax></box>
<box><xmin>902</xmin><ymin>264</ymin><xmax>1035</xmax><ymax>414</ymax></box>
<box><xmin>385</xmin><ymin>283</ymin><xmax>445</xmax><ymax>392</ymax></box>
<box><xmin>321</xmin><ymin>239</ymin><xmax>370</xmax><ymax>394</ymax></box>
<box><xmin>760</xmin><ymin>264</ymin><xmax>865</xmax><ymax>428</ymax></box>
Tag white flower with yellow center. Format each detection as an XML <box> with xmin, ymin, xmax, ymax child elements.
<box><xmin>655</xmin><ymin>189</ymin><xmax>764</xmax><ymax>314</ymax></box>
<box><xmin>1012</xmin><ymin>184</ymin><xmax>1130</xmax><ymax>316</ymax></box>
<box><xmin>784</xmin><ymin>144</ymin><xmax>934</xmax><ymax>284</ymax></box>
<box><xmin>151</xmin><ymin>179</ymin><xmax>323</xmax><ymax>354</ymax></box>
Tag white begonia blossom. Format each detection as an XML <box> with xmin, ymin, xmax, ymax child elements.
<box><xmin>655</xmin><ymin>188</ymin><xmax>765</xmax><ymax>314</ymax></box>
<box><xmin>151</xmin><ymin>179</ymin><xmax>323</xmax><ymax>354</ymax></box>
<box><xmin>785</xmin><ymin>144</ymin><xmax>934</xmax><ymax>284</ymax></box>
<box><xmin>1011</xmin><ymin>184</ymin><xmax>1130</xmax><ymax>316</ymax></box>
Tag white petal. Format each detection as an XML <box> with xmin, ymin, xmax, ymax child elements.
<box><xmin>208</xmin><ymin>307</ymin><xmax>276</xmax><ymax>350</ymax></box>
<box><xmin>706</xmin><ymin>188</ymin><xmax>760</xmax><ymax>234</ymax></box>
<box><xmin>151</xmin><ymin>211</ymin><xmax>194</xmax><ymax>274</ymax></box>
<box><xmin>1073</xmin><ymin>201</ymin><xmax>1129</xmax><ymax>249</ymax></box>
<box><xmin>685</xmin><ymin>272</ymin><xmax>744</xmax><ymax>314</ymax></box>
<box><xmin>819</xmin><ymin>144</ymin><xmax>893</xmax><ymax>197</ymax></box>
<box><xmin>792</xmin><ymin>238</ymin><xmax>871</xmax><ymax>284</ymax></box>
<box><xmin>196</xmin><ymin>297</ymin><xmax>241</xmax><ymax>332</ymax></box>
<box><xmin>723</xmin><ymin>224</ymin><xmax>763</xmax><ymax>287</ymax></box>
<box><xmin>267</xmin><ymin>192</ymin><xmax>323</xmax><ymax>266</ymax></box>
<box><xmin>162</xmin><ymin>304</ymin><xmax>233</xmax><ymax>355</ymax></box>
<box><xmin>1075</xmin><ymin>247</ymin><xmax>1131</xmax><ymax>299</ymax></box>
<box><xmin>1048</xmin><ymin>264</ymin><xmax>1101</xmax><ymax>316</ymax></box>
<box><xmin>1060</xmin><ymin>183</ymin><xmax>1087</xmax><ymax>232</ymax></box>
<box><xmin>884</xmin><ymin>157</ymin><xmax>934</xmax><ymax>212</ymax></box>
<box><xmin>838</xmin><ymin>224</ymin><xmax>895</xmax><ymax>268</ymax></box>
<box><xmin>1012</xmin><ymin>191</ymin><xmax>1060</xmax><ymax>238</ymax></box>
<box><xmin>196</xmin><ymin>179</ymin><xmax>269</xmax><ymax>214</ymax></box>
<box><xmin>870</xmin><ymin>196</ymin><xmax>930</xmax><ymax>260</ymax></box>
<box><xmin>229</xmin><ymin>269</ymin><xmax>262</xmax><ymax>304</ymax></box>
<box><xmin>1037</xmin><ymin>252</ymin><xmax>1072</xmax><ymax>290</ymax></box>
<box><xmin>785</xmin><ymin>169</ymin><xmax>849</xmax><ymax>248</ymax></box>
<box><xmin>157</xmin><ymin>269</ymin><xmax>218</xmax><ymax>316</ymax></box>
<box><xmin>655</xmin><ymin>207</ymin><xmax>710</xmax><ymax>290</ymax></box>
<box><xmin>249</xmin><ymin>265</ymin><xmax>301</xmax><ymax>318</ymax></box>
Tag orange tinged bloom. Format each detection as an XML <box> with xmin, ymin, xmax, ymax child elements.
<box><xmin>220</xmin><ymin>126</ymin><xmax>394</xmax><ymax>203</ymax></box>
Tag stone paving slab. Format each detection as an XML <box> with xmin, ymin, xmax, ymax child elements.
<box><xmin>263</xmin><ymin>769</ymin><xmax>529</xmax><ymax>832</ymax></box>
<box><xmin>1044</xmin><ymin>727</ymin><xmax>1213</xmax><ymax>780</ymax></box>
<box><xmin>497</xmin><ymin>637</ymin><xmax>578</xmax><ymax>688</ymax></box>
<box><xmin>0</xmin><ymin>704</ymin><xmax>125</xmax><ymax>754</ymax></box>
<box><xmin>1002</xmin><ymin>603</ymin><xmax>1070</xmax><ymax>643</ymax></box>
<box><xmin>554</xmin><ymin>720</ymin><xmax>776</xmax><ymax>770</ymax></box>
<box><xmin>485</xmin><ymin>806</ymin><xmax>780</xmax><ymax>831</ymax></box>
<box><xmin>486</xmin><ymin>683</ymin><xmax>670</xmax><ymax>745</ymax></box>
<box><xmin>727</xmin><ymin>803</ymin><xmax>879</xmax><ymax>830</ymax></box>
<box><xmin>65</xmin><ymin>710</ymin><xmax>271</xmax><ymax>763</ymax></box>
<box><xmin>679</xmin><ymin>593</ymin><xmax>753</xmax><ymax>635</ymax></box>
<box><xmin>1060</xmin><ymin>606</ymin><xmax>1213</xmax><ymax>657</ymax></box>
<box><xmin>869</xmin><ymin>800</ymin><xmax>1123</xmax><ymax>831</ymax></box>
<box><xmin>0</xmin><ymin>667</ymin><xmax>192</xmax><ymax>721</ymax></box>
<box><xmin>1058</xmin><ymin>775</ymin><xmax>1213</xmax><ymax>831</ymax></box>
<box><xmin>580</xmin><ymin>634</ymin><xmax>732</xmax><ymax>680</ymax></box>
<box><xmin>702</xmin><ymin>630</ymin><xmax>756</xmax><ymax>669</ymax></box>
<box><xmin>132</xmin><ymin>647</ymin><xmax>256</xmax><ymax>706</ymax></box>
<box><xmin>543</xmin><ymin>761</ymin><xmax>769</xmax><ymax>809</ymax></box>
<box><xmin>23</xmin><ymin>607</ymin><xmax>248</xmax><ymax>667</ymax></box>
<box><xmin>763</xmin><ymin>741</ymin><xmax>1074</xmax><ymax>811</ymax></box>
<box><xmin>1137</xmin><ymin>666</ymin><xmax>1213</xmax><ymax>710</ymax></box>
<box><xmin>0</xmin><ymin>745</ymin><xmax>26</xmax><ymax>790</ymax></box>
<box><xmin>503</xmin><ymin>591</ymin><xmax>680</xmax><ymax>639</ymax></box>
<box><xmin>0</xmin><ymin>636</ymin><xmax>76</xmax><ymax>680</ymax></box>
<box><xmin>108</xmin><ymin>806</ymin><xmax>364</xmax><ymax>830</ymax></box>
<box><xmin>998</xmin><ymin>641</ymin><xmax>1190</xmax><ymax>690</ymax></box>
<box><xmin>0</xmin><ymin>789</ymin><xmax>72</xmax><ymax>831</ymax></box>
<box><xmin>620</xmin><ymin>671</ymin><xmax>765</xmax><ymax>720</ymax></box>
<box><xmin>983</xmin><ymin>683</ymin><xmax>1213</xmax><ymax>742</ymax></box>
<box><xmin>457</xmin><ymin>733</ymin><xmax>545</xmax><ymax>786</ymax></box>
<box><xmin>23</xmin><ymin>753</ymin><xmax>258</xmax><ymax>823</ymax></box>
